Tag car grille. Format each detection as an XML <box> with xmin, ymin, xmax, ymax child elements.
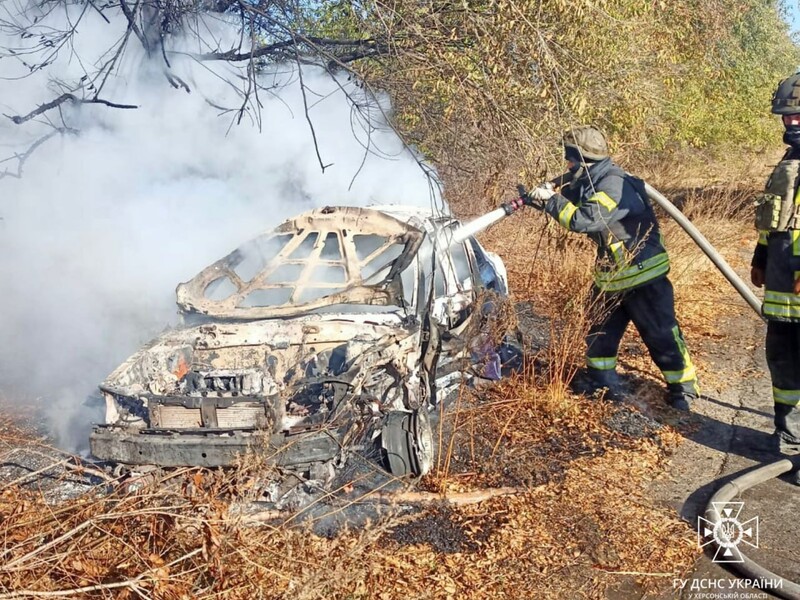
<box><xmin>152</xmin><ymin>401</ymin><xmax>269</xmax><ymax>429</ymax></box>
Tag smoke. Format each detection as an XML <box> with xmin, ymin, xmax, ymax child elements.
<box><xmin>0</xmin><ymin>5</ymin><xmax>442</xmax><ymax>451</ymax></box>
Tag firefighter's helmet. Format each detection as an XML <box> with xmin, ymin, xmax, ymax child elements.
<box><xmin>561</xmin><ymin>125</ymin><xmax>609</xmax><ymax>161</ymax></box>
<box><xmin>771</xmin><ymin>73</ymin><xmax>800</xmax><ymax>115</ymax></box>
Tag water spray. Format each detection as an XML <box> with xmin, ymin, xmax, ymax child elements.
<box><xmin>448</xmin><ymin>174</ymin><xmax>572</xmax><ymax>245</ymax></box>
<box><xmin>448</xmin><ymin>204</ymin><xmax>521</xmax><ymax>245</ymax></box>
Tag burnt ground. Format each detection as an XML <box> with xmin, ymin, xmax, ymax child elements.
<box><xmin>0</xmin><ymin>399</ymin><xmax>103</xmax><ymax>504</ymax></box>
<box><xmin>606</xmin><ymin>302</ymin><xmax>800</xmax><ymax>599</ymax></box>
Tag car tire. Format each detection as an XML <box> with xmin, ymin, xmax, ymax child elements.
<box><xmin>380</xmin><ymin>409</ymin><xmax>434</xmax><ymax>477</ymax></box>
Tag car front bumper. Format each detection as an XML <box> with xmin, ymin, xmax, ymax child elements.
<box><xmin>90</xmin><ymin>426</ymin><xmax>342</xmax><ymax>468</ymax></box>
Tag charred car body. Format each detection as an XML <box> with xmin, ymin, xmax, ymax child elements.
<box><xmin>90</xmin><ymin>206</ymin><xmax>510</xmax><ymax>481</ymax></box>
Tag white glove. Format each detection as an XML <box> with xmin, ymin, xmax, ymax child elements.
<box><xmin>530</xmin><ymin>182</ymin><xmax>555</xmax><ymax>201</ymax></box>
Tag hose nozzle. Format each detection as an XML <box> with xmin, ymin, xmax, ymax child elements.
<box><xmin>502</xmin><ymin>197</ymin><xmax>524</xmax><ymax>215</ymax></box>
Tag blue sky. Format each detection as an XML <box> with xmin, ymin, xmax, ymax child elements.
<box><xmin>786</xmin><ymin>0</ymin><xmax>800</xmax><ymax>33</ymax></box>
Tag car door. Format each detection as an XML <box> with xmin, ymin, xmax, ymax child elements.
<box><xmin>468</xmin><ymin>237</ymin><xmax>509</xmax><ymax>295</ymax></box>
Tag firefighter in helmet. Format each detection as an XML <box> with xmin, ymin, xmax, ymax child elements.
<box><xmin>523</xmin><ymin>125</ymin><xmax>699</xmax><ymax>410</ymax></box>
<box><xmin>751</xmin><ymin>73</ymin><xmax>800</xmax><ymax>457</ymax></box>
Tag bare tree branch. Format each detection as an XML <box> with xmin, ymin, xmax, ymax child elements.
<box><xmin>194</xmin><ymin>37</ymin><xmax>383</xmax><ymax>63</ymax></box>
<box><xmin>118</xmin><ymin>0</ymin><xmax>149</xmax><ymax>54</ymax></box>
<box><xmin>295</xmin><ymin>51</ymin><xmax>332</xmax><ymax>173</ymax></box>
<box><xmin>4</xmin><ymin>93</ymin><xmax>138</xmax><ymax>125</ymax></box>
<box><xmin>0</xmin><ymin>127</ymin><xmax>75</xmax><ymax>180</ymax></box>
<box><xmin>0</xmin><ymin>0</ymin><xmax>413</xmax><ymax>187</ymax></box>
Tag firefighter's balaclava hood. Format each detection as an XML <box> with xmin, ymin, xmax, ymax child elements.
<box><xmin>562</xmin><ymin>125</ymin><xmax>608</xmax><ymax>173</ymax></box>
<box><xmin>772</xmin><ymin>73</ymin><xmax>800</xmax><ymax>148</ymax></box>
<box><xmin>563</xmin><ymin>145</ymin><xmax>584</xmax><ymax>170</ymax></box>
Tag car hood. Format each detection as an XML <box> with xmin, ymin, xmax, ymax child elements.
<box><xmin>100</xmin><ymin>311</ymin><xmax>413</xmax><ymax>398</ymax></box>
<box><xmin>176</xmin><ymin>206</ymin><xmax>425</xmax><ymax>319</ymax></box>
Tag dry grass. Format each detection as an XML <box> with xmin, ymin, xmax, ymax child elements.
<box><xmin>0</xmin><ymin>153</ymin><xmax>771</xmax><ymax>599</ymax></box>
<box><xmin>0</xmin><ymin>378</ymin><xmax>696</xmax><ymax>600</ymax></box>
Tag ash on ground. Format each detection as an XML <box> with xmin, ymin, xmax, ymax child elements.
<box><xmin>605</xmin><ymin>406</ymin><xmax>663</xmax><ymax>441</ymax></box>
<box><xmin>387</xmin><ymin>503</ymin><xmax>508</xmax><ymax>553</ymax></box>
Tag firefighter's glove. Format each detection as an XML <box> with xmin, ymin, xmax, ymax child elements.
<box><xmin>794</xmin><ymin>276</ymin><xmax>800</xmax><ymax>295</ymax></box>
<box><xmin>529</xmin><ymin>182</ymin><xmax>555</xmax><ymax>202</ymax></box>
<box><xmin>518</xmin><ymin>182</ymin><xmax>553</xmax><ymax>211</ymax></box>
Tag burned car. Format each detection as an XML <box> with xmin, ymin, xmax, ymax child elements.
<box><xmin>90</xmin><ymin>205</ymin><xmax>511</xmax><ymax>481</ymax></box>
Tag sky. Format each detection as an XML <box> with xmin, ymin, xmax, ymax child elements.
<box><xmin>785</xmin><ymin>0</ymin><xmax>800</xmax><ymax>34</ymax></box>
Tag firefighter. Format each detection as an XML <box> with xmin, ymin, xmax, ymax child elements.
<box><xmin>523</xmin><ymin>125</ymin><xmax>699</xmax><ymax>410</ymax></box>
<box><xmin>750</xmin><ymin>73</ymin><xmax>800</xmax><ymax>457</ymax></box>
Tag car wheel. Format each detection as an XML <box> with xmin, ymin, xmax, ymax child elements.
<box><xmin>380</xmin><ymin>409</ymin><xmax>434</xmax><ymax>477</ymax></box>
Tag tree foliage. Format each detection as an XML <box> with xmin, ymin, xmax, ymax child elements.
<box><xmin>309</xmin><ymin>0</ymin><xmax>799</xmax><ymax>183</ymax></box>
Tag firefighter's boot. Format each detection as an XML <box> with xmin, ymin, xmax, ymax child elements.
<box><xmin>771</xmin><ymin>433</ymin><xmax>800</xmax><ymax>486</ymax></box>
<box><xmin>667</xmin><ymin>391</ymin><xmax>696</xmax><ymax>412</ymax></box>
<box><xmin>572</xmin><ymin>368</ymin><xmax>628</xmax><ymax>403</ymax></box>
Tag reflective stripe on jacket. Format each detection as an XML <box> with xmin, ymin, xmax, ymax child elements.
<box><xmin>756</xmin><ymin>231</ymin><xmax>800</xmax><ymax>321</ymax></box>
<box><xmin>544</xmin><ymin>158</ymin><xmax>670</xmax><ymax>292</ymax></box>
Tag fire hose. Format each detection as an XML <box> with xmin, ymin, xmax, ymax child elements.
<box><xmin>619</xmin><ymin>183</ymin><xmax>800</xmax><ymax>595</ymax></box>
<box><xmin>703</xmin><ymin>458</ymin><xmax>800</xmax><ymax>600</ymax></box>
<box><xmin>634</xmin><ymin>182</ymin><xmax>799</xmax><ymax>592</ymax></box>
<box><xmin>643</xmin><ymin>181</ymin><xmax>764</xmax><ymax>320</ymax></box>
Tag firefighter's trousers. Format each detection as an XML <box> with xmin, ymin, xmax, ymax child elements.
<box><xmin>585</xmin><ymin>277</ymin><xmax>699</xmax><ymax>397</ymax></box>
<box><xmin>766</xmin><ymin>320</ymin><xmax>800</xmax><ymax>444</ymax></box>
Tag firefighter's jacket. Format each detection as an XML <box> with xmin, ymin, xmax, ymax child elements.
<box><xmin>544</xmin><ymin>158</ymin><xmax>670</xmax><ymax>292</ymax></box>
<box><xmin>751</xmin><ymin>148</ymin><xmax>800</xmax><ymax>323</ymax></box>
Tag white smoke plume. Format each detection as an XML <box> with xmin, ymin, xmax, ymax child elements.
<box><xmin>0</xmin><ymin>4</ymin><xmax>442</xmax><ymax>451</ymax></box>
